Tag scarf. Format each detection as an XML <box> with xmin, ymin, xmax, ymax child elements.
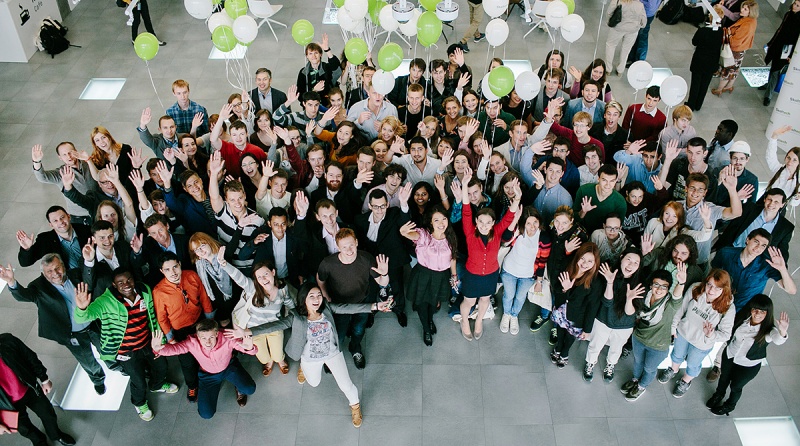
<box><xmin>197</xmin><ymin>257</ymin><xmax>233</xmax><ymax>301</ymax></box>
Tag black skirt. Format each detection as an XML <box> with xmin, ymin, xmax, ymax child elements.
<box><xmin>407</xmin><ymin>264</ymin><xmax>451</xmax><ymax>306</ymax></box>
<box><xmin>461</xmin><ymin>268</ymin><xmax>500</xmax><ymax>298</ymax></box>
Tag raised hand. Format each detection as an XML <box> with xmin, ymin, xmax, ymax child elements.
<box><xmin>320</xmin><ymin>105</ymin><xmax>340</xmax><ymax>123</ymax></box>
<box><xmin>240</xmin><ymin>332</ymin><xmax>254</xmax><ymax>350</ymax></box>
<box><xmin>627</xmin><ymin>283</ymin><xmax>646</xmax><ymax>300</ymax></box>
<box><xmin>664</xmin><ymin>139</ymin><xmax>680</xmax><ymax>161</ymax></box>
<box><xmin>651</xmin><ymin>174</ymin><xmax>664</xmax><ymax>191</ymax></box>
<box><xmin>559</xmin><ymin>271</ymin><xmax>576</xmax><ymax>292</ymax></box>
<box><xmin>722</xmin><ymin>168</ymin><xmax>738</xmax><ymax>190</ymax></box>
<box><xmin>580</xmin><ymin>196</ymin><xmax>597</xmax><ymax>215</ymax></box>
<box><xmin>294</xmin><ymin>191</ymin><xmax>309</xmax><ymax>218</ymax></box>
<box><xmin>355</xmin><ymin>168</ymin><xmax>374</xmax><ymax>186</ymax></box>
<box><xmin>545</xmin><ymin>97</ymin><xmax>565</xmax><ymax>121</ymax></box>
<box><xmin>462</xmin><ymin>165</ymin><xmax>474</xmax><ymax>185</ymax></box>
<box><xmin>531</xmin><ymin>139</ymin><xmax>551</xmax><ymax>156</ymax></box>
<box><xmin>217</xmin><ymin>246</ymin><xmax>228</xmax><ymax>267</ymax></box>
<box><xmin>737</xmin><ymin>184</ymin><xmax>755</xmax><ymax>202</ymax></box>
<box><xmin>398</xmin><ymin>182</ymin><xmax>413</xmax><ymax>204</ymax></box>
<box><xmin>237</xmin><ymin>213</ymin><xmax>262</xmax><ymax>229</ymax></box>
<box><xmin>462</xmin><ymin>118</ymin><xmax>479</xmax><ymax>140</ymax></box>
<box><xmin>127</xmin><ymin>147</ymin><xmax>146</xmax><ymax>169</ymax></box>
<box><xmin>253</xmin><ymin>233</ymin><xmax>269</xmax><ymax>245</ymax></box>
<box><xmin>390</xmin><ymin>137</ymin><xmax>405</xmax><ymax>155</ymax></box>
<box><xmin>599</xmin><ymin>262</ymin><xmax>617</xmax><ymax>283</ymax></box>
<box><xmin>399</xmin><ymin>221</ymin><xmax>417</xmax><ymax>238</ymax></box>
<box><xmin>456</xmin><ymin>72</ymin><xmax>471</xmax><ymax>90</ymax></box>
<box><xmin>262</xmin><ymin>160</ymin><xmax>276</xmax><ymax>178</ymax></box>
<box><xmin>702</xmin><ymin>321</ymin><xmax>715</xmax><ymax>337</ymax></box>
<box><xmin>305</xmin><ymin>120</ymin><xmax>316</xmax><ymax>137</ymax></box>
<box><xmin>75</xmin><ymin>281</ymin><xmax>91</xmax><ymax>310</ymax></box>
<box><xmin>31</xmin><ymin>144</ymin><xmax>44</xmax><ymax>163</ymax></box>
<box><xmin>627</xmin><ymin>139</ymin><xmax>646</xmax><ymax>155</ymax></box>
<box><xmin>450</xmin><ymin>179</ymin><xmax>463</xmax><ymax>202</ymax></box>
<box><xmin>616</xmin><ymin>162</ymin><xmax>629</xmax><ymax>182</ymax></box>
<box><xmin>130</xmin><ymin>233</ymin><xmax>143</xmax><ymax>254</ymax></box>
<box><xmin>771</xmin><ymin>124</ymin><xmax>792</xmax><ymax>139</ymax></box>
<box><xmin>765</xmin><ymin>246</ymin><xmax>788</xmax><ymax>271</ymax></box>
<box><xmin>675</xmin><ymin>261</ymin><xmax>687</xmax><ymax>285</ymax></box>
<box><xmin>0</xmin><ymin>263</ymin><xmax>15</xmax><ymax>285</ymax></box>
<box><xmin>440</xmin><ymin>148</ymin><xmax>454</xmax><ymax>167</ymax></box>
<box><xmin>286</xmin><ymin>85</ymin><xmax>299</xmax><ymax>105</ymax></box>
<box><xmin>564</xmin><ymin>236</ymin><xmax>582</xmax><ymax>253</ymax></box>
<box><xmin>453</xmin><ymin>46</ymin><xmax>465</xmax><ymax>66</ymax></box>
<box><xmin>131</xmin><ymin>170</ymin><xmax>151</xmax><ymax>194</ymax></box>
<box><xmin>155</xmin><ymin>160</ymin><xmax>174</xmax><ymax>186</ymax></box>
<box><xmin>174</xmin><ymin>147</ymin><xmax>188</xmax><ymax>164</ymax></box>
<box><xmin>434</xmin><ymin>174</ymin><xmax>446</xmax><ymax>194</ymax></box>
<box><xmin>191</xmin><ymin>112</ymin><xmax>205</xmax><ymax>131</ymax></box>
<box><xmin>698</xmin><ymin>202</ymin><xmax>711</xmax><ymax>226</ymax></box>
<box><xmin>209</xmin><ymin>151</ymin><xmax>225</xmax><ymax>175</ymax></box>
<box><xmin>219</xmin><ymin>103</ymin><xmax>234</xmax><ymax>120</ymax></box>
<box><xmin>16</xmin><ymin>230</ymin><xmax>34</xmax><ymax>250</ymax></box>
<box><xmin>163</xmin><ymin>147</ymin><xmax>177</xmax><ymax>165</ymax></box>
<box><xmin>151</xmin><ymin>330</ymin><xmax>165</xmax><ymax>352</ymax></box>
<box><xmin>224</xmin><ymin>324</ymin><xmax>247</xmax><ymax>339</ymax></box>
<box><xmin>640</xmin><ymin>233</ymin><xmax>655</xmax><ymax>257</ymax></box>
<box><xmin>82</xmin><ymin>240</ymin><xmax>95</xmax><ymax>262</ymax></box>
<box><xmin>140</xmin><ymin>107</ymin><xmax>152</xmax><ymax>129</ymax></box>
<box><xmin>777</xmin><ymin>311</ymin><xmax>790</xmax><ymax>336</ymax></box>
<box><xmin>60</xmin><ymin>166</ymin><xmax>75</xmax><ymax>190</ymax></box>
<box><xmin>105</xmin><ymin>163</ymin><xmax>120</xmax><ymax>183</ymax></box>
<box><xmin>493</xmin><ymin>118</ymin><xmax>508</xmax><ymax>130</ymax></box>
<box><xmin>531</xmin><ymin>168</ymin><xmax>545</xmax><ymax>189</ymax></box>
<box><xmin>568</xmin><ymin>66</ymin><xmax>582</xmax><ymax>80</ymax></box>
<box><xmin>372</xmin><ymin>254</ymin><xmax>390</xmax><ymax>276</ymax></box>
<box><xmin>313</xmin><ymin>80</ymin><xmax>326</xmax><ymax>92</ymax></box>
<box><xmin>321</xmin><ymin>33</ymin><xmax>329</xmax><ymax>51</ymax></box>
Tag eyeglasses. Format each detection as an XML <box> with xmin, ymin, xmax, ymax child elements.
<box><xmin>553</xmin><ymin>148</ymin><xmax>569</xmax><ymax>153</ymax></box>
<box><xmin>605</xmin><ymin>226</ymin><xmax>621</xmax><ymax>233</ymax></box>
<box><xmin>651</xmin><ymin>283</ymin><xmax>669</xmax><ymax>291</ymax></box>
<box><xmin>371</xmin><ymin>204</ymin><xmax>388</xmax><ymax>210</ymax></box>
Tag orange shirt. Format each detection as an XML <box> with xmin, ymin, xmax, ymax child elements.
<box><xmin>153</xmin><ymin>270</ymin><xmax>214</xmax><ymax>336</ymax></box>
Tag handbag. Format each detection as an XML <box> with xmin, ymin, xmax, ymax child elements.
<box><xmin>608</xmin><ymin>4</ymin><xmax>623</xmax><ymax>28</ymax></box>
<box><xmin>527</xmin><ymin>267</ymin><xmax>552</xmax><ymax>311</ymax></box>
<box><xmin>721</xmin><ymin>28</ymin><xmax>735</xmax><ymax>67</ymax></box>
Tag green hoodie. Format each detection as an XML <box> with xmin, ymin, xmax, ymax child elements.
<box><xmin>74</xmin><ymin>283</ymin><xmax>158</xmax><ymax>362</ymax></box>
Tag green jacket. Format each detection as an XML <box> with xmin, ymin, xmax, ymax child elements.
<box><xmin>74</xmin><ymin>283</ymin><xmax>158</xmax><ymax>361</ymax></box>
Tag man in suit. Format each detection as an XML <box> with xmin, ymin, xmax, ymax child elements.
<box><xmin>354</xmin><ymin>187</ymin><xmax>412</xmax><ymax>326</ymax></box>
<box><xmin>137</xmin><ymin>107</ymin><xmax>179</xmax><ymax>160</ymax></box>
<box><xmin>237</xmin><ymin>207</ymin><xmax>308</xmax><ymax>289</ymax></box>
<box><xmin>82</xmin><ymin>220</ymin><xmax>141</xmax><ymax>300</ymax></box>
<box><xmin>17</xmin><ymin>206</ymin><xmax>91</xmax><ymax>271</ymax></box>
<box><xmin>563</xmin><ymin>79</ymin><xmax>606</xmax><ymax>131</ymax></box>
<box><xmin>2</xmin><ymin>254</ymin><xmax>107</xmax><ymax>395</ymax></box>
<box><xmin>250</xmin><ymin>68</ymin><xmax>288</xmax><ymax>114</ymax></box>
<box><xmin>293</xmin><ymin>194</ymin><xmax>349</xmax><ymax>276</ymax></box>
<box><xmin>388</xmin><ymin>58</ymin><xmax>427</xmax><ymax>108</ymax></box>
<box><xmin>31</xmin><ymin>142</ymin><xmax>98</xmax><ymax>225</ymax></box>
<box><xmin>714</xmin><ymin>188</ymin><xmax>794</xmax><ymax>261</ymax></box>
<box><xmin>308</xmin><ymin>161</ymin><xmax>364</xmax><ymax>225</ymax></box>
<box><xmin>134</xmin><ymin>214</ymin><xmax>192</xmax><ymax>286</ymax></box>
<box><xmin>0</xmin><ymin>333</ymin><xmax>76</xmax><ymax>445</ymax></box>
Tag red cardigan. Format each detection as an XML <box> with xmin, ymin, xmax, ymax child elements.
<box><xmin>462</xmin><ymin>203</ymin><xmax>517</xmax><ymax>275</ymax></box>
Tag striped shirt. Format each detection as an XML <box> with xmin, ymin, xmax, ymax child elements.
<box><xmin>117</xmin><ymin>294</ymin><xmax>151</xmax><ymax>355</ymax></box>
<box><xmin>215</xmin><ymin>204</ymin><xmax>264</xmax><ymax>270</ymax></box>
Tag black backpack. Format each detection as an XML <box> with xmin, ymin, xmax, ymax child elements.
<box><xmin>608</xmin><ymin>4</ymin><xmax>623</xmax><ymax>27</ymax></box>
<box><xmin>657</xmin><ymin>0</ymin><xmax>684</xmax><ymax>25</ymax></box>
<box><xmin>36</xmin><ymin>18</ymin><xmax>77</xmax><ymax>58</ymax></box>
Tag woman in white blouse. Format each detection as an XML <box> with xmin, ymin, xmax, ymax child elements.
<box><xmin>766</xmin><ymin>125</ymin><xmax>800</xmax><ymax>207</ymax></box>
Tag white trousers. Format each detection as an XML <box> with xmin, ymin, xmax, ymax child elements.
<box><xmin>301</xmin><ymin>351</ymin><xmax>359</xmax><ymax>405</ymax></box>
<box><xmin>585</xmin><ymin>319</ymin><xmax>633</xmax><ymax>366</ymax></box>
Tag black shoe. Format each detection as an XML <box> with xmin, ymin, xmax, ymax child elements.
<box><xmin>423</xmin><ymin>332</ymin><xmax>433</xmax><ymax>346</ymax></box>
<box><xmin>58</xmin><ymin>433</ymin><xmax>77</xmax><ymax>446</ymax></box>
<box><xmin>158</xmin><ymin>40</ymin><xmax>167</xmax><ymax>46</ymax></box>
<box><xmin>94</xmin><ymin>383</ymin><xmax>106</xmax><ymax>395</ymax></box>
<box><xmin>621</xmin><ymin>347</ymin><xmax>632</xmax><ymax>358</ymax></box>
<box><xmin>430</xmin><ymin>321</ymin><xmax>437</xmax><ymax>335</ymax></box>
<box><xmin>710</xmin><ymin>403</ymin><xmax>734</xmax><ymax>416</ymax></box>
<box><xmin>548</xmin><ymin>328</ymin><xmax>558</xmax><ymax>346</ymax></box>
<box><xmin>758</xmin><ymin>84</ymin><xmax>768</xmax><ymax>90</ymax></box>
<box><xmin>461</xmin><ymin>43</ymin><xmax>470</xmax><ymax>53</ymax></box>
<box><xmin>353</xmin><ymin>352</ymin><xmax>366</xmax><ymax>369</ymax></box>
<box><xmin>764</xmin><ymin>97</ymin><xmax>771</xmax><ymax>106</ymax></box>
<box><xmin>187</xmin><ymin>387</ymin><xmax>198</xmax><ymax>403</ymax></box>
<box><xmin>397</xmin><ymin>311</ymin><xmax>408</xmax><ymax>327</ymax></box>
<box><xmin>706</xmin><ymin>394</ymin><xmax>724</xmax><ymax>409</ymax></box>
<box><xmin>323</xmin><ymin>364</ymin><xmax>331</xmax><ymax>374</ymax></box>
<box><xmin>529</xmin><ymin>315</ymin><xmax>546</xmax><ymax>332</ymax></box>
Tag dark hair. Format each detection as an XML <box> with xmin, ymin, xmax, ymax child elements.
<box><xmin>474</xmin><ymin>207</ymin><xmax>497</xmax><ymax>243</ymax></box>
<box><xmin>686</xmin><ymin>137</ymin><xmax>707</xmax><ymax>149</ymax></box>
<box><xmin>295</xmin><ymin>281</ymin><xmax>326</xmax><ymax>317</ymax></box>
<box><xmin>255</xmin><ymin>67</ymin><xmax>272</xmax><ymax>77</ymax></box>
<box><xmin>383</xmin><ymin>163</ymin><xmax>408</xmax><ymax>182</ymax></box>
<box><xmin>763</xmin><ymin>187</ymin><xmax>787</xmax><ymax>203</ymax></box>
<box><xmin>598</xmin><ymin>163</ymin><xmax>618</xmax><ymax>178</ymax></box>
<box><xmin>158</xmin><ymin>251</ymin><xmax>180</xmax><ymax>268</ymax></box>
<box><xmin>545</xmin><ymin>157</ymin><xmax>566</xmax><ymax>171</ymax></box>
<box><xmin>301</xmin><ymin>91</ymin><xmax>321</xmax><ymax>104</ymax></box>
<box><xmin>582</xmin><ymin>79</ymin><xmax>603</xmax><ymax>93</ymax></box>
<box><xmin>46</xmin><ymin>205</ymin><xmax>68</xmax><ymax>221</ymax></box>
<box><xmin>583</xmin><ymin>144</ymin><xmax>602</xmax><ymax>158</ymax></box>
<box><xmin>517</xmin><ymin>206</ymin><xmax>542</xmax><ymax>234</ymax></box>
<box><xmin>146</xmin><ymin>158</ymin><xmax>160</xmax><ymax>173</ymax></box>
<box><xmin>581</xmin><ymin>59</ymin><xmax>608</xmax><ymax>89</ymax></box>
<box><xmin>648</xmin><ymin>269</ymin><xmax>674</xmax><ymax>289</ymax></box>
<box><xmin>747</xmin><ymin>228</ymin><xmax>772</xmax><ymax>244</ymax></box>
<box><xmin>659</xmin><ymin>234</ymin><xmax>698</xmax><ymax>267</ymax></box>
<box><xmin>195</xmin><ymin>318</ymin><xmax>219</xmax><ymax>333</ymax></box>
<box><xmin>622</xmin><ymin>181</ymin><xmax>646</xmax><ymax>199</ymax></box>
<box><xmin>368</xmin><ymin>188</ymin><xmax>389</xmax><ymax>203</ymax></box>
<box><xmin>268</xmin><ymin>206</ymin><xmax>288</xmax><ymax>222</ymax></box>
<box><xmin>410</xmin><ymin>58</ymin><xmax>426</xmax><ymax>72</ymax></box>
<box><xmin>179</xmin><ymin>169</ymin><xmax>201</xmax><ymax>188</ymax></box>
<box><xmin>325</xmin><ymin>160</ymin><xmax>345</xmax><ymax>175</ymax></box>
<box><xmin>91</xmin><ymin>219</ymin><xmax>114</xmax><ymax>235</ymax></box>
<box><xmin>686</xmin><ymin>172</ymin><xmax>709</xmax><ymax>190</ymax></box>
<box><xmin>251</xmin><ymin>260</ymin><xmax>284</xmax><ymax>308</ymax></box>
<box><xmin>604</xmin><ymin>212</ymin><xmax>622</xmax><ymax>225</ymax></box>
<box><xmin>409</xmin><ymin>136</ymin><xmax>428</xmax><ymax>149</ymax></box>
<box><xmin>144</xmin><ymin>213</ymin><xmax>170</xmax><ymax>229</ymax></box>
<box><xmin>424</xmin><ymin>204</ymin><xmax>458</xmax><ymax>260</ymax></box>
<box><xmin>645</xmin><ymin>85</ymin><xmax>661</xmax><ymax>99</ymax></box>
<box><xmin>314</xmin><ymin>198</ymin><xmax>337</xmax><ymax>214</ymax></box>
<box><xmin>430</xmin><ymin>59</ymin><xmax>447</xmax><ymax>72</ymax></box>
<box><xmin>566</xmin><ymin>242</ymin><xmax>600</xmax><ymax>289</ymax></box>
<box><xmin>719</xmin><ymin>119</ymin><xmax>739</xmax><ymax>138</ymax></box>
<box><xmin>735</xmin><ymin>294</ymin><xmax>775</xmax><ymax>345</ymax></box>
<box><xmin>642</xmin><ymin>141</ymin><xmax>659</xmax><ymax>154</ymax></box>
<box><xmin>613</xmin><ymin>246</ymin><xmax>643</xmax><ymax>317</ymax></box>
<box><xmin>553</xmin><ymin>136</ymin><xmax>571</xmax><ymax>149</ymax></box>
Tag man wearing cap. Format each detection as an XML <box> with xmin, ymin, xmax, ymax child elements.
<box><xmin>710</xmin><ymin>141</ymin><xmax>758</xmax><ymax>207</ymax></box>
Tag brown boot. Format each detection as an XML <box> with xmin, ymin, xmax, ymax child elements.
<box><xmin>297</xmin><ymin>367</ymin><xmax>306</xmax><ymax>384</ymax></box>
<box><xmin>350</xmin><ymin>403</ymin><xmax>362</xmax><ymax>428</ymax></box>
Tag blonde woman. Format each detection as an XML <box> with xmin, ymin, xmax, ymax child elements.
<box><xmin>604</xmin><ymin>0</ymin><xmax>647</xmax><ymax>76</ymax></box>
<box><xmin>714</xmin><ymin>0</ymin><xmax>758</xmax><ymax>95</ymax></box>
<box><xmin>189</xmin><ymin>232</ymin><xmax>237</xmax><ymax>326</ymax></box>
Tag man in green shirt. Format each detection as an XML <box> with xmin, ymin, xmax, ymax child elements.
<box><xmin>573</xmin><ymin>164</ymin><xmax>627</xmax><ymax>233</ymax></box>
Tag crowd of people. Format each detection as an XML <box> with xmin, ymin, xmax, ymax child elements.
<box><xmin>1</xmin><ymin>2</ymin><xmax>799</xmax><ymax>442</ymax></box>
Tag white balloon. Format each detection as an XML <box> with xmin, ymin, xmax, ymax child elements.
<box><xmin>184</xmin><ymin>0</ymin><xmax>213</xmax><ymax>20</ymax></box>
<box><xmin>372</xmin><ymin>70</ymin><xmax>396</xmax><ymax>95</ymax></box>
<box><xmin>398</xmin><ymin>9</ymin><xmax>421</xmax><ymax>36</ymax></box>
<box><xmin>626</xmin><ymin>60</ymin><xmax>653</xmax><ymax>90</ymax></box>
<box><xmin>233</xmin><ymin>15</ymin><xmax>258</xmax><ymax>44</ymax></box>
<box><xmin>351</xmin><ymin>17</ymin><xmax>366</xmax><ymax>34</ymax></box>
<box><xmin>338</xmin><ymin>6</ymin><xmax>360</xmax><ymax>31</ymax></box>
<box><xmin>560</xmin><ymin>14</ymin><xmax>584</xmax><ymax>43</ymax></box>
<box><xmin>345</xmin><ymin>0</ymin><xmax>369</xmax><ymax>19</ymax></box>
<box><xmin>660</xmin><ymin>75</ymin><xmax>689</xmax><ymax>107</ymax></box>
<box><xmin>481</xmin><ymin>74</ymin><xmax>500</xmax><ymax>101</ymax></box>
<box><xmin>483</xmin><ymin>0</ymin><xmax>509</xmax><ymax>19</ymax></box>
<box><xmin>207</xmin><ymin>11</ymin><xmax>233</xmax><ymax>33</ymax></box>
<box><xmin>515</xmin><ymin>71</ymin><xmax>541</xmax><ymax>101</ymax></box>
<box><xmin>379</xmin><ymin>5</ymin><xmax>400</xmax><ymax>32</ymax></box>
<box><xmin>545</xmin><ymin>0</ymin><xmax>568</xmax><ymax>29</ymax></box>
<box><xmin>485</xmin><ymin>18</ymin><xmax>509</xmax><ymax>47</ymax></box>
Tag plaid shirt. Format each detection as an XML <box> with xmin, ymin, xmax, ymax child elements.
<box><xmin>166</xmin><ymin>100</ymin><xmax>209</xmax><ymax>136</ymax></box>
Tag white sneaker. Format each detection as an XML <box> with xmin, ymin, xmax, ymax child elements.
<box><xmin>452</xmin><ymin>313</ymin><xmax>462</xmax><ymax>322</ymax></box>
<box><xmin>509</xmin><ymin>316</ymin><xmax>520</xmax><ymax>335</ymax></box>
<box><xmin>135</xmin><ymin>403</ymin><xmax>154</xmax><ymax>421</ymax></box>
<box><xmin>500</xmin><ymin>314</ymin><xmax>511</xmax><ymax>333</ymax></box>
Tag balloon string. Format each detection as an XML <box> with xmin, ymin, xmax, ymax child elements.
<box><xmin>145</xmin><ymin>60</ymin><xmax>165</xmax><ymax>111</ymax></box>
<box><xmin>655</xmin><ymin>105</ymin><xmax>671</xmax><ymax>154</ymax></box>
<box><xmin>484</xmin><ymin>42</ymin><xmax>491</xmax><ymax>75</ymax></box>
<box><xmin>594</xmin><ymin>0</ymin><xmax>607</xmax><ymax>61</ymax></box>
<box><xmin>626</xmin><ymin>89</ymin><xmax>638</xmax><ymax>141</ymax></box>
<box><xmin>565</xmin><ymin>42</ymin><xmax>571</xmax><ymax>71</ymax></box>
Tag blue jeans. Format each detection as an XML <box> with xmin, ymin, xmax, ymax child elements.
<box><xmin>628</xmin><ymin>15</ymin><xmax>655</xmax><ymax>62</ymax></box>
<box><xmin>500</xmin><ymin>271</ymin><xmax>535</xmax><ymax>317</ymax></box>
<box><xmin>670</xmin><ymin>333</ymin><xmax>712</xmax><ymax>378</ymax></box>
<box><xmin>197</xmin><ymin>357</ymin><xmax>256</xmax><ymax>419</ymax></box>
<box><xmin>333</xmin><ymin>312</ymin><xmax>370</xmax><ymax>354</ymax></box>
<box><xmin>632</xmin><ymin>336</ymin><xmax>669</xmax><ymax>387</ymax></box>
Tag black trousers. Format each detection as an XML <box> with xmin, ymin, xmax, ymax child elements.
<box><xmin>131</xmin><ymin>0</ymin><xmax>156</xmax><ymax>40</ymax></box>
<box><xmin>333</xmin><ymin>312</ymin><xmax>370</xmax><ymax>355</ymax></box>
<box><xmin>712</xmin><ymin>351</ymin><xmax>761</xmax><ymax>408</ymax></box>
<box><xmin>13</xmin><ymin>388</ymin><xmax>62</xmax><ymax>445</ymax></box>
<box><xmin>118</xmin><ymin>345</ymin><xmax>168</xmax><ymax>406</ymax></box>
<box><xmin>417</xmin><ymin>303</ymin><xmax>436</xmax><ymax>334</ymax></box>
<box><xmin>64</xmin><ymin>328</ymin><xmax>105</xmax><ymax>386</ymax></box>
<box><xmin>173</xmin><ymin>325</ymin><xmax>200</xmax><ymax>390</ymax></box>
<box><xmin>686</xmin><ymin>71</ymin><xmax>714</xmax><ymax>111</ymax></box>
<box><xmin>388</xmin><ymin>266</ymin><xmax>406</xmax><ymax>315</ymax></box>
<box><xmin>554</xmin><ymin>326</ymin><xmax>576</xmax><ymax>357</ymax></box>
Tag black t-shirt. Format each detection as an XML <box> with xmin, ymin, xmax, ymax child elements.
<box><xmin>317</xmin><ymin>250</ymin><xmax>378</xmax><ymax>304</ymax></box>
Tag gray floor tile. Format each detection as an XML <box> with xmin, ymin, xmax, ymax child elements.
<box><xmin>422</xmin><ymin>364</ymin><xmax>483</xmax><ymax>418</ymax></box>
<box><xmin>361</xmin><ymin>363</ymin><xmax>422</xmax><ymax>416</ymax></box>
<box><xmin>608</xmin><ymin>418</ymin><xmax>679</xmax><ymax>446</ymax></box>
<box><xmin>294</xmin><ymin>414</ymin><xmax>361</xmax><ymax>445</ymax></box>
<box><xmin>553</xmin><ymin>418</ymin><xmax>617</xmax><ymax>446</ymax></box>
<box><xmin>358</xmin><ymin>415</ymin><xmax>422</xmax><ymax>446</ymax></box>
<box><xmin>168</xmin><ymin>412</ymin><xmax>236</xmax><ymax>446</ymax></box>
<box><xmin>484</xmin><ymin>420</ymin><xmax>556</xmax><ymax>446</ymax></box>
<box><xmin>232</xmin><ymin>413</ymin><xmax>298</xmax><ymax>446</ymax></box>
<box><xmin>673</xmin><ymin>418</ymin><xmax>743</xmax><ymax>446</ymax></box>
<box><xmin>422</xmin><ymin>416</ymin><xmax>486</xmax><ymax>446</ymax></box>
<box><xmin>481</xmin><ymin>366</ymin><xmax>551</xmax><ymax>424</ymax></box>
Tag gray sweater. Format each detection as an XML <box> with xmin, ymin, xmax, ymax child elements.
<box><xmin>672</xmin><ymin>285</ymin><xmax>735</xmax><ymax>350</ymax></box>
<box><xmin>607</xmin><ymin>0</ymin><xmax>647</xmax><ymax>34</ymax></box>
<box><xmin>33</xmin><ymin>161</ymin><xmax>98</xmax><ymax>218</ymax></box>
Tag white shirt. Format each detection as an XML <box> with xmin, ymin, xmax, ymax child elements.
<box><xmin>726</xmin><ymin>317</ymin><xmax>787</xmax><ymax>367</ymax></box>
<box><xmin>272</xmin><ymin>233</ymin><xmax>288</xmax><ymax>279</ymax></box>
<box><xmin>367</xmin><ymin>213</ymin><xmax>382</xmax><ymax>242</ymax></box>
<box><xmin>322</xmin><ymin>226</ymin><xmax>340</xmax><ymax>254</ymax></box>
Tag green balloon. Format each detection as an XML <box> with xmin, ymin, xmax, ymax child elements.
<box><xmin>291</xmin><ymin>20</ymin><xmax>315</xmax><ymax>46</ymax></box>
<box><xmin>488</xmin><ymin>66</ymin><xmax>515</xmax><ymax>98</ymax></box>
<box><xmin>377</xmin><ymin>43</ymin><xmax>403</xmax><ymax>71</ymax></box>
<box><xmin>212</xmin><ymin>25</ymin><xmax>237</xmax><ymax>52</ymax></box>
<box><xmin>420</xmin><ymin>0</ymin><xmax>438</xmax><ymax>11</ymax></box>
<box><xmin>225</xmin><ymin>0</ymin><xmax>247</xmax><ymax>19</ymax></box>
<box><xmin>333</xmin><ymin>0</ymin><xmax>345</xmax><ymax>7</ymax></box>
<box><xmin>344</xmin><ymin>38</ymin><xmax>369</xmax><ymax>65</ymax></box>
<box><xmin>369</xmin><ymin>0</ymin><xmax>386</xmax><ymax>24</ymax></box>
<box><xmin>416</xmin><ymin>11</ymin><xmax>442</xmax><ymax>47</ymax></box>
<box><xmin>212</xmin><ymin>0</ymin><xmax>222</xmax><ymax>4</ymax></box>
<box><xmin>134</xmin><ymin>32</ymin><xmax>159</xmax><ymax>61</ymax></box>
<box><xmin>561</xmin><ymin>0</ymin><xmax>575</xmax><ymax>14</ymax></box>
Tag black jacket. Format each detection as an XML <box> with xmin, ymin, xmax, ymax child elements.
<box><xmin>8</xmin><ymin>269</ymin><xmax>89</xmax><ymax>345</ymax></box>
<box><xmin>17</xmin><ymin>224</ymin><xmax>91</xmax><ymax>269</ymax></box>
<box><xmin>249</xmin><ymin>87</ymin><xmax>288</xmax><ymax>114</ymax></box>
<box><xmin>553</xmin><ymin>278</ymin><xmax>603</xmax><ymax>332</ymax></box>
<box><xmin>308</xmin><ymin>183</ymin><xmax>363</xmax><ymax>225</ymax></box>
<box><xmin>83</xmin><ymin>240</ymin><xmax>141</xmax><ymax>297</ymax></box>
<box><xmin>236</xmin><ymin>227</ymin><xmax>308</xmax><ymax>287</ymax></box>
<box><xmin>690</xmin><ymin>26</ymin><xmax>723</xmax><ymax>74</ymax></box>
<box><xmin>353</xmin><ymin>207</ymin><xmax>411</xmax><ymax>270</ymax></box>
<box><xmin>714</xmin><ymin>203</ymin><xmax>794</xmax><ymax>260</ymax></box>
<box><xmin>133</xmin><ymin>233</ymin><xmax>193</xmax><ymax>286</ymax></box>
<box><xmin>293</xmin><ymin>217</ymin><xmax>351</xmax><ymax>276</ymax></box>
<box><xmin>0</xmin><ymin>333</ymin><xmax>49</xmax><ymax>410</ymax></box>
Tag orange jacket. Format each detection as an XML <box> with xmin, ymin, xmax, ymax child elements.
<box><xmin>728</xmin><ymin>17</ymin><xmax>757</xmax><ymax>52</ymax></box>
<box><xmin>153</xmin><ymin>271</ymin><xmax>214</xmax><ymax>337</ymax></box>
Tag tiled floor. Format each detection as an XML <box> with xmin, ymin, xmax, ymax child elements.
<box><xmin>1</xmin><ymin>0</ymin><xmax>798</xmax><ymax>445</ymax></box>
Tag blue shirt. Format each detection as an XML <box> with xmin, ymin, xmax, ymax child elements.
<box><xmin>614</xmin><ymin>151</ymin><xmax>662</xmax><ymax>193</ymax></box>
<box><xmin>58</xmin><ymin>231</ymin><xmax>82</xmax><ymax>270</ymax></box>
<box><xmin>52</xmin><ymin>279</ymin><xmax>91</xmax><ymax>332</ymax></box>
<box><xmin>534</xmin><ymin>184</ymin><xmax>573</xmax><ymax>223</ymax></box>
<box><xmin>733</xmin><ymin>211</ymin><xmax>780</xmax><ymax>248</ymax></box>
<box><xmin>167</xmin><ymin>100</ymin><xmax>210</xmax><ymax>135</ymax></box>
<box><xmin>712</xmin><ymin>247</ymin><xmax>782</xmax><ymax>311</ymax></box>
